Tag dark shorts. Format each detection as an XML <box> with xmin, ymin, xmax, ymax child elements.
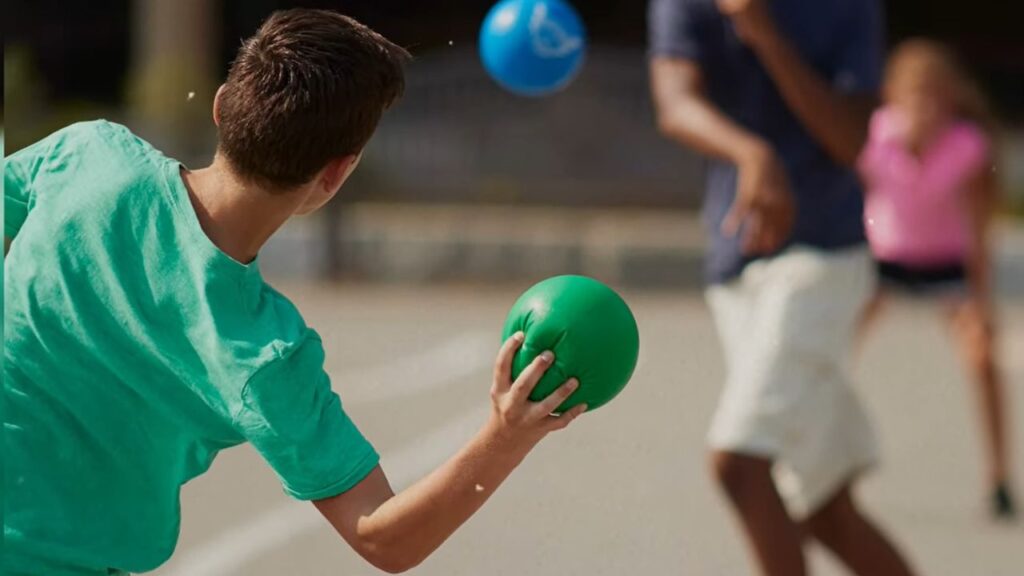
<box><xmin>876</xmin><ymin>260</ymin><xmax>967</xmax><ymax>295</ymax></box>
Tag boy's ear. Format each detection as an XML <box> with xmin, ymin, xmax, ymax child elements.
<box><xmin>321</xmin><ymin>152</ymin><xmax>363</xmax><ymax>194</ymax></box>
<box><xmin>212</xmin><ymin>84</ymin><xmax>226</xmax><ymax>127</ymax></box>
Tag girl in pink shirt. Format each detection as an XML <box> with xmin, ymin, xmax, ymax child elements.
<box><xmin>859</xmin><ymin>40</ymin><xmax>1015</xmax><ymax>518</ymax></box>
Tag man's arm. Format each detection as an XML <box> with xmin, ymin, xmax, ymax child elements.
<box><xmin>716</xmin><ymin>0</ymin><xmax>879</xmax><ymax>167</ymax></box>
<box><xmin>651</xmin><ymin>58</ymin><xmax>765</xmax><ymax>164</ymax></box>
<box><xmin>314</xmin><ymin>334</ymin><xmax>585</xmax><ymax>574</ymax></box>
<box><xmin>650</xmin><ymin>57</ymin><xmax>794</xmax><ymax>254</ymax></box>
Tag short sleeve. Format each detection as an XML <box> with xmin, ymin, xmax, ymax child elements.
<box><xmin>857</xmin><ymin>107</ymin><xmax>899</xmax><ymax>182</ymax></box>
<box><xmin>648</xmin><ymin>0</ymin><xmax>710</xmax><ymax>62</ymax></box>
<box><xmin>4</xmin><ymin>131</ymin><xmax>59</xmax><ymax>238</ymax></box>
<box><xmin>831</xmin><ymin>0</ymin><xmax>885</xmax><ymax>95</ymax></box>
<box><xmin>236</xmin><ymin>332</ymin><xmax>379</xmax><ymax>500</ymax></box>
<box><xmin>949</xmin><ymin>122</ymin><xmax>992</xmax><ymax>180</ymax></box>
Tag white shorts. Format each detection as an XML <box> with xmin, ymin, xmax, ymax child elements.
<box><xmin>706</xmin><ymin>245</ymin><xmax>878</xmax><ymax>517</ymax></box>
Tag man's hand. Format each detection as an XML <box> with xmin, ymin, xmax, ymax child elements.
<box><xmin>716</xmin><ymin>0</ymin><xmax>778</xmax><ymax>47</ymax></box>
<box><xmin>649</xmin><ymin>58</ymin><xmax>795</xmax><ymax>255</ymax></box>
<box><xmin>485</xmin><ymin>332</ymin><xmax>587</xmax><ymax>453</ymax></box>
<box><xmin>723</xmin><ymin>141</ymin><xmax>795</xmax><ymax>255</ymax></box>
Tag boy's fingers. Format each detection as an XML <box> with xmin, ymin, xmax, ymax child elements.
<box><xmin>545</xmin><ymin>403</ymin><xmax>588</xmax><ymax>432</ymax></box>
<box><xmin>510</xmin><ymin>350</ymin><xmax>554</xmax><ymax>402</ymax></box>
<box><xmin>493</xmin><ymin>332</ymin><xmax>525</xmax><ymax>390</ymax></box>
<box><xmin>535</xmin><ymin>378</ymin><xmax>579</xmax><ymax>416</ymax></box>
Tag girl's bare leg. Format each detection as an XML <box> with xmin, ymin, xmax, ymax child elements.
<box><xmin>856</xmin><ymin>292</ymin><xmax>887</xmax><ymax>358</ymax></box>
<box><xmin>948</xmin><ymin>298</ymin><xmax>1016</xmax><ymax>518</ymax></box>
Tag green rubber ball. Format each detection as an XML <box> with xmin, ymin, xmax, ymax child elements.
<box><xmin>501</xmin><ymin>275</ymin><xmax>640</xmax><ymax>412</ymax></box>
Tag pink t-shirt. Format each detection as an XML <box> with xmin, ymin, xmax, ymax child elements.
<box><xmin>858</xmin><ymin>106</ymin><xmax>990</xmax><ymax>265</ymax></box>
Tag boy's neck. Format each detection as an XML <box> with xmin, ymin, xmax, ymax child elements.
<box><xmin>179</xmin><ymin>156</ymin><xmax>305</xmax><ymax>265</ymax></box>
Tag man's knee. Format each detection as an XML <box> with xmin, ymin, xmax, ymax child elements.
<box><xmin>709</xmin><ymin>450</ymin><xmax>774</xmax><ymax>501</ymax></box>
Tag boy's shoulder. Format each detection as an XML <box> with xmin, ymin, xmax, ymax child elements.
<box><xmin>47</xmin><ymin>119</ymin><xmax>162</xmax><ymax>160</ymax></box>
<box><xmin>21</xmin><ymin>120</ymin><xmax>163</xmax><ymax>179</ymax></box>
<box><xmin>38</xmin><ymin>121</ymin><xmax>172</xmax><ymax>206</ymax></box>
<box><xmin>47</xmin><ymin>119</ymin><xmax>131</xmax><ymax>145</ymax></box>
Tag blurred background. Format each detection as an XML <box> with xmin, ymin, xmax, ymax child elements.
<box><xmin>5</xmin><ymin>2</ymin><xmax>1024</xmax><ymax>575</ymax></box>
<box><xmin>6</xmin><ymin>0</ymin><xmax>1024</xmax><ymax>286</ymax></box>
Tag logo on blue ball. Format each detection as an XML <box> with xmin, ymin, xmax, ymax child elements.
<box><xmin>479</xmin><ymin>0</ymin><xmax>587</xmax><ymax>96</ymax></box>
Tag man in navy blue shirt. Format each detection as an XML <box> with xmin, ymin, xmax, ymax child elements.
<box><xmin>649</xmin><ymin>1</ymin><xmax>916</xmax><ymax>574</ymax></box>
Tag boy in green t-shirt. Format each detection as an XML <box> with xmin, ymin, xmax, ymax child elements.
<box><xmin>3</xmin><ymin>9</ymin><xmax>586</xmax><ymax>575</ymax></box>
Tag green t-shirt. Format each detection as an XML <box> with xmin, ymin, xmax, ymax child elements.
<box><xmin>3</xmin><ymin>121</ymin><xmax>379</xmax><ymax>575</ymax></box>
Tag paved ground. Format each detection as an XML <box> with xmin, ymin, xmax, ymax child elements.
<box><xmin>150</xmin><ymin>282</ymin><xmax>1024</xmax><ymax>576</ymax></box>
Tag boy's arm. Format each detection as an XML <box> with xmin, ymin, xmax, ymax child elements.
<box><xmin>313</xmin><ymin>334</ymin><xmax>585</xmax><ymax>574</ymax></box>
<box><xmin>650</xmin><ymin>57</ymin><xmax>794</xmax><ymax>254</ymax></box>
<box><xmin>716</xmin><ymin>0</ymin><xmax>882</xmax><ymax>167</ymax></box>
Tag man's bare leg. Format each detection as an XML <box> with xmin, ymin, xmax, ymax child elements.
<box><xmin>711</xmin><ymin>451</ymin><xmax>806</xmax><ymax>576</ymax></box>
<box><xmin>803</xmin><ymin>485</ymin><xmax>916</xmax><ymax>576</ymax></box>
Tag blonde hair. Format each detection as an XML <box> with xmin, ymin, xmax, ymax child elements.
<box><xmin>885</xmin><ymin>40</ymin><xmax>998</xmax><ymax>145</ymax></box>
<box><xmin>885</xmin><ymin>39</ymin><xmax>1001</xmax><ymax>196</ymax></box>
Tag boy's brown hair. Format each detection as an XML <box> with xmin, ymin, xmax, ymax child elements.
<box><xmin>217</xmin><ymin>9</ymin><xmax>409</xmax><ymax>190</ymax></box>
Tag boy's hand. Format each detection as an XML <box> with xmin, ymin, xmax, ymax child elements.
<box><xmin>723</xmin><ymin>141</ymin><xmax>795</xmax><ymax>255</ymax></box>
<box><xmin>485</xmin><ymin>332</ymin><xmax>587</xmax><ymax>453</ymax></box>
<box><xmin>316</xmin><ymin>333</ymin><xmax>586</xmax><ymax>572</ymax></box>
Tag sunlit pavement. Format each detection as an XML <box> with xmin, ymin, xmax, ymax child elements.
<box><xmin>152</xmin><ymin>283</ymin><xmax>1024</xmax><ymax>576</ymax></box>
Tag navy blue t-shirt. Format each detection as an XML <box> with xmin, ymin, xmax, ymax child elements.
<box><xmin>648</xmin><ymin>0</ymin><xmax>884</xmax><ymax>283</ymax></box>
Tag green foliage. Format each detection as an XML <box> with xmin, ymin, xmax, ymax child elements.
<box><xmin>4</xmin><ymin>46</ymin><xmax>116</xmax><ymax>154</ymax></box>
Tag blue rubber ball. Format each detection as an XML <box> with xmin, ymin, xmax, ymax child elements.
<box><xmin>479</xmin><ymin>0</ymin><xmax>586</xmax><ymax>96</ymax></box>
